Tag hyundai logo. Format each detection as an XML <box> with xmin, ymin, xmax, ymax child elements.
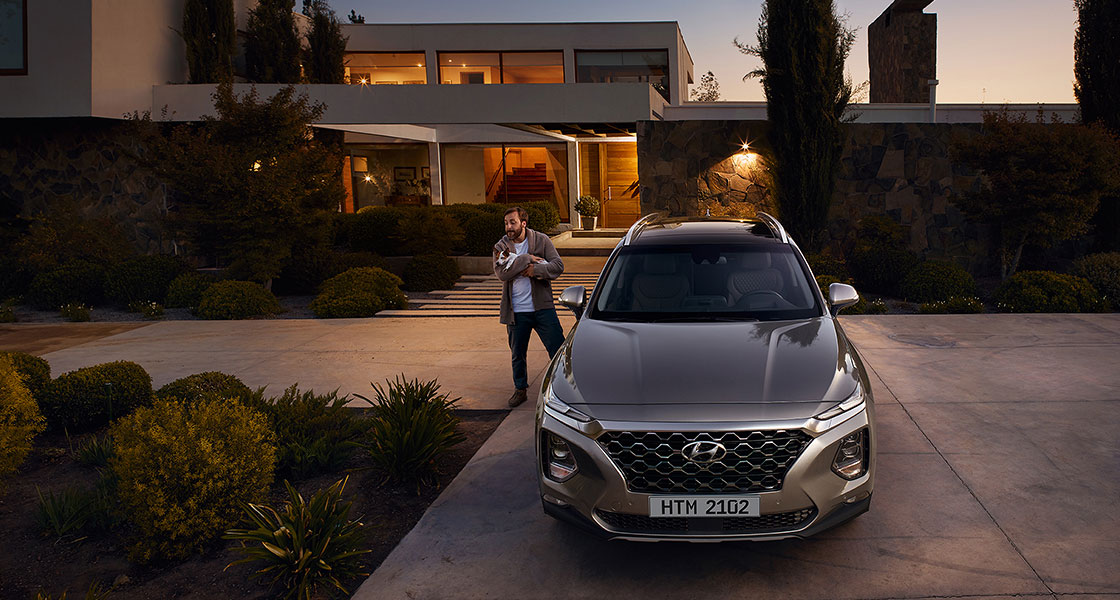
<box><xmin>682</xmin><ymin>441</ymin><xmax>727</xmax><ymax>463</ymax></box>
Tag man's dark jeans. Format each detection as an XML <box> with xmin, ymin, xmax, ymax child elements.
<box><xmin>507</xmin><ymin>308</ymin><xmax>565</xmax><ymax>390</ymax></box>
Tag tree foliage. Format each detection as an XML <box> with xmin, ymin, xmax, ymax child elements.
<box><xmin>245</xmin><ymin>0</ymin><xmax>302</xmax><ymax>84</ymax></box>
<box><xmin>951</xmin><ymin>109</ymin><xmax>1120</xmax><ymax>279</ymax></box>
<box><xmin>137</xmin><ymin>84</ymin><xmax>344</xmax><ymax>283</ymax></box>
<box><xmin>1074</xmin><ymin>0</ymin><xmax>1120</xmax><ymax>134</ymax></box>
<box><xmin>181</xmin><ymin>0</ymin><xmax>236</xmax><ymax>83</ymax></box>
<box><xmin>689</xmin><ymin>70</ymin><xmax>721</xmax><ymax>102</ymax></box>
<box><xmin>735</xmin><ymin>0</ymin><xmax>857</xmax><ymax>251</ymax></box>
<box><xmin>305</xmin><ymin>0</ymin><xmax>348</xmax><ymax>84</ymax></box>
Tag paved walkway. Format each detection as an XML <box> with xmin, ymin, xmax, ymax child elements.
<box><xmin>354</xmin><ymin>314</ymin><xmax>1120</xmax><ymax>600</ymax></box>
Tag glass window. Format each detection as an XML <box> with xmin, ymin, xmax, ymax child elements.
<box><xmin>501</xmin><ymin>52</ymin><xmax>563</xmax><ymax>84</ymax></box>
<box><xmin>0</xmin><ymin>0</ymin><xmax>27</xmax><ymax>75</ymax></box>
<box><xmin>441</xmin><ymin>144</ymin><xmax>570</xmax><ymax>223</ymax></box>
<box><xmin>344</xmin><ymin>53</ymin><xmax>426</xmax><ymax>85</ymax></box>
<box><xmin>576</xmin><ymin>50</ymin><xmax>670</xmax><ymax>100</ymax></box>
<box><xmin>439</xmin><ymin>52</ymin><xmax>500</xmax><ymax>85</ymax></box>
<box><xmin>348</xmin><ymin>144</ymin><xmax>431</xmax><ymax>210</ymax></box>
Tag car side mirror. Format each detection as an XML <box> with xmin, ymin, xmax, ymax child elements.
<box><xmin>828</xmin><ymin>283</ymin><xmax>859</xmax><ymax>316</ymax></box>
<box><xmin>559</xmin><ymin>285</ymin><xmax>587</xmax><ymax>319</ymax></box>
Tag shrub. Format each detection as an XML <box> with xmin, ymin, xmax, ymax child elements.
<box><xmin>156</xmin><ymin>371</ymin><xmax>252</xmax><ymax>405</ymax></box>
<box><xmin>575</xmin><ymin>195</ymin><xmax>601</xmax><ymax>217</ymax></box>
<box><xmin>394</xmin><ymin>209</ymin><xmax>464</xmax><ymax>256</ymax></box>
<box><xmin>127</xmin><ymin>300</ymin><xmax>164</xmax><ymax>319</ymax></box>
<box><xmin>0</xmin><ymin>355</ymin><xmax>47</xmax><ymax>485</ymax></box>
<box><xmin>274</xmin><ymin>246</ymin><xmax>391</xmax><ymax>296</ymax></box>
<box><xmin>1071</xmin><ymin>252</ymin><xmax>1120</xmax><ymax>308</ymax></box>
<box><xmin>356</xmin><ymin>376</ymin><xmax>465</xmax><ymax>486</ymax></box>
<box><xmin>0</xmin><ymin>299</ymin><xmax>14</xmax><ymax>323</ymax></box>
<box><xmin>815</xmin><ymin>274</ymin><xmax>873</xmax><ymax>315</ymax></box>
<box><xmin>41</xmin><ymin>361</ymin><xmax>153</xmax><ymax>432</ymax></box>
<box><xmin>0</xmin><ymin>256</ymin><xmax>34</xmax><ymax>299</ymax></box>
<box><xmin>110</xmin><ymin>398</ymin><xmax>276</xmax><ymax>563</ymax></box>
<box><xmin>35</xmin><ymin>485</ymin><xmax>92</xmax><ymax>538</ymax></box>
<box><xmin>509</xmin><ymin>201</ymin><xmax>562</xmax><ymax>234</ymax></box>
<box><xmin>59</xmin><ymin>302</ymin><xmax>91</xmax><ymax>322</ymax></box>
<box><xmin>461</xmin><ymin>211</ymin><xmax>505</xmax><ymax>256</ymax></box>
<box><xmin>340</xmin><ymin>206</ymin><xmax>411</xmax><ymax>255</ymax></box>
<box><xmin>196</xmin><ymin>281</ymin><xmax>282</xmax><ymax>320</ymax></box>
<box><xmin>994</xmin><ymin>271</ymin><xmax>1109</xmax><ymax>313</ymax></box>
<box><xmin>310</xmin><ymin>267</ymin><xmax>407</xmax><ymax>318</ymax></box>
<box><xmin>919</xmin><ymin>296</ymin><xmax>985</xmax><ymax>314</ymax></box>
<box><xmin>28</xmin><ymin>260</ymin><xmax>107</xmax><ymax>309</ymax></box>
<box><xmin>75</xmin><ymin>434</ymin><xmax>115</xmax><ymax>469</ymax></box>
<box><xmin>805</xmin><ymin>252</ymin><xmax>849</xmax><ymax>279</ymax></box>
<box><xmin>899</xmin><ymin>260</ymin><xmax>977</xmax><ymax>303</ymax></box>
<box><xmin>103</xmin><ymin>255</ymin><xmax>190</xmax><ymax>306</ymax></box>
<box><xmin>846</xmin><ymin>216</ymin><xmax>919</xmax><ymax>295</ymax></box>
<box><xmin>402</xmin><ymin>253</ymin><xmax>461</xmax><ymax>292</ymax></box>
<box><xmin>0</xmin><ymin>351</ymin><xmax>51</xmax><ymax>403</ymax></box>
<box><xmin>243</xmin><ymin>385</ymin><xmax>365</xmax><ymax>479</ymax></box>
<box><xmin>225</xmin><ymin>477</ymin><xmax>369</xmax><ymax>599</ymax></box>
<box><xmin>165</xmin><ymin>271</ymin><xmax>217</xmax><ymax>309</ymax></box>
<box><xmin>14</xmin><ymin>207</ymin><xmax>134</xmax><ymax>273</ymax></box>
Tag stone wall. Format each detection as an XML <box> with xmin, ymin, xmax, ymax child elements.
<box><xmin>868</xmin><ymin>6</ymin><xmax>937</xmax><ymax>103</ymax></box>
<box><xmin>0</xmin><ymin>118</ymin><xmax>171</xmax><ymax>254</ymax></box>
<box><xmin>637</xmin><ymin>120</ymin><xmax>992</xmax><ymax>270</ymax></box>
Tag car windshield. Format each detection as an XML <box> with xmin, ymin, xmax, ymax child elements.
<box><xmin>589</xmin><ymin>243</ymin><xmax>822</xmax><ymax>322</ymax></box>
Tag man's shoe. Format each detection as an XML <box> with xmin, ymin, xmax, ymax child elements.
<box><xmin>508</xmin><ymin>388</ymin><xmax>528</xmax><ymax>407</ymax></box>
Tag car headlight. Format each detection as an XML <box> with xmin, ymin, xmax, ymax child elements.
<box><xmin>542</xmin><ymin>430</ymin><xmax>578</xmax><ymax>482</ymax></box>
<box><xmin>832</xmin><ymin>428</ymin><xmax>869</xmax><ymax>480</ymax></box>
<box><xmin>543</xmin><ymin>383</ymin><xmax>592</xmax><ymax>423</ymax></box>
<box><xmin>814</xmin><ymin>382</ymin><xmax>864</xmax><ymax>421</ymax></box>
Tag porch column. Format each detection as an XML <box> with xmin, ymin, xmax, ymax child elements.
<box><xmin>567</xmin><ymin>141</ymin><xmax>578</xmax><ymax>225</ymax></box>
<box><xmin>428</xmin><ymin>142</ymin><xmax>443</xmax><ymax>205</ymax></box>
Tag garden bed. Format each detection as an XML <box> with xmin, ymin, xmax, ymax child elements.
<box><xmin>0</xmin><ymin>409</ymin><xmax>507</xmax><ymax>599</ymax></box>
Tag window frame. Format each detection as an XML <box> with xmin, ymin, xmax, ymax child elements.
<box><xmin>0</xmin><ymin>0</ymin><xmax>28</xmax><ymax>76</ymax></box>
<box><xmin>343</xmin><ymin>51</ymin><xmax>427</xmax><ymax>85</ymax></box>
<box><xmin>437</xmin><ymin>50</ymin><xmax>564</xmax><ymax>85</ymax></box>
<box><xmin>574</xmin><ymin>48</ymin><xmax>671</xmax><ymax>101</ymax></box>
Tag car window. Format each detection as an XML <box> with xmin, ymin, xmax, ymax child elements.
<box><xmin>590</xmin><ymin>244</ymin><xmax>821</xmax><ymax>322</ymax></box>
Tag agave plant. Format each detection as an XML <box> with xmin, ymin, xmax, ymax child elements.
<box><xmin>224</xmin><ymin>477</ymin><xmax>369</xmax><ymax>600</ymax></box>
<box><xmin>355</xmin><ymin>376</ymin><xmax>466</xmax><ymax>487</ymax></box>
<box><xmin>35</xmin><ymin>485</ymin><xmax>92</xmax><ymax>538</ymax></box>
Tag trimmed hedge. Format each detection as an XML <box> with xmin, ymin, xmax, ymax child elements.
<box><xmin>1071</xmin><ymin>252</ymin><xmax>1120</xmax><ymax>309</ymax></box>
<box><xmin>805</xmin><ymin>253</ymin><xmax>849</xmax><ymax>279</ymax></box>
<box><xmin>310</xmin><ymin>267</ymin><xmax>408</xmax><ymax>318</ymax></box>
<box><xmin>103</xmin><ymin>255</ymin><xmax>190</xmax><ymax>306</ymax></box>
<box><xmin>402</xmin><ymin>253</ymin><xmax>461</xmax><ymax>292</ymax></box>
<box><xmin>41</xmin><ymin>361</ymin><xmax>154</xmax><ymax>432</ymax></box>
<box><xmin>110</xmin><ymin>398</ymin><xmax>275</xmax><ymax>563</ymax></box>
<box><xmin>0</xmin><ymin>354</ymin><xmax>47</xmax><ymax>486</ymax></box>
<box><xmin>274</xmin><ymin>247</ymin><xmax>390</xmax><ymax>296</ymax></box>
<box><xmin>196</xmin><ymin>281</ymin><xmax>282</xmax><ymax>320</ymax></box>
<box><xmin>0</xmin><ymin>351</ymin><xmax>50</xmax><ymax>403</ymax></box>
<box><xmin>899</xmin><ymin>260</ymin><xmax>976</xmax><ymax>303</ymax></box>
<box><xmin>845</xmin><ymin>216</ymin><xmax>919</xmax><ymax>295</ymax></box>
<box><xmin>27</xmin><ymin>260</ymin><xmax>107</xmax><ymax>309</ymax></box>
<box><xmin>994</xmin><ymin>271</ymin><xmax>1108</xmax><ymax>313</ymax></box>
<box><xmin>165</xmin><ymin>271</ymin><xmax>217</xmax><ymax>309</ymax></box>
<box><xmin>156</xmin><ymin>372</ymin><xmax>253</xmax><ymax>405</ymax></box>
<box><xmin>461</xmin><ymin>212</ymin><xmax>506</xmax><ymax>257</ymax></box>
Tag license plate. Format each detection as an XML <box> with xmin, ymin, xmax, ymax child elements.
<box><xmin>649</xmin><ymin>495</ymin><xmax>760</xmax><ymax>517</ymax></box>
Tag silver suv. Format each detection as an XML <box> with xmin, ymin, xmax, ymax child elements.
<box><xmin>536</xmin><ymin>213</ymin><xmax>874</xmax><ymax>541</ymax></box>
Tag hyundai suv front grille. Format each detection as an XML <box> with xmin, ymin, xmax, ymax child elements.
<box><xmin>598</xmin><ymin>430</ymin><xmax>812</xmax><ymax>493</ymax></box>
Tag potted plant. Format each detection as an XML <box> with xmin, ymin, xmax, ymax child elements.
<box><xmin>576</xmin><ymin>195</ymin><xmax>601</xmax><ymax>231</ymax></box>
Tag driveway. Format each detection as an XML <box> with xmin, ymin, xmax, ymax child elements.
<box><xmin>355</xmin><ymin>314</ymin><xmax>1120</xmax><ymax>600</ymax></box>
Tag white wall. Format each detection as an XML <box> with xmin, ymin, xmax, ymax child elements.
<box><xmin>92</xmin><ymin>0</ymin><xmax>187</xmax><ymax>118</ymax></box>
<box><xmin>0</xmin><ymin>0</ymin><xmax>92</xmax><ymax>117</ymax></box>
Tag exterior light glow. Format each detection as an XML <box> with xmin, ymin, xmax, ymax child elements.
<box><xmin>251</xmin><ymin>160</ymin><xmax>261</xmax><ymax>171</ymax></box>
<box><xmin>742</xmin><ymin>142</ymin><xmax>750</xmax><ymax>151</ymax></box>
<box><xmin>363</xmin><ymin>174</ymin><xmax>372</xmax><ymax>182</ymax></box>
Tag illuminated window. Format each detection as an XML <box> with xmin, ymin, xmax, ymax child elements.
<box><xmin>344</xmin><ymin>53</ymin><xmax>426</xmax><ymax>85</ymax></box>
<box><xmin>439</xmin><ymin>51</ymin><xmax>563</xmax><ymax>85</ymax></box>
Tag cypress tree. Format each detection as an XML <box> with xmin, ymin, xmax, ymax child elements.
<box><xmin>736</xmin><ymin>1</ymin><xmax>857</xmax><ymax>250</ymax></box>
<box><xmin>182</xmin><ymin>0</ymin><xmax>236</xmax><ymax>83</ymax></box>
<box><xmin>306</xmin><ymin>0</ymin><xmax>348</xmax><ymax>84</ymax></box>
<box><xmin>1074</xmin><ymin>0</ymin><xmax>1120</xmax><ymax>133</ymax></box>
<box><xmin>245</xmin><ymin>0</ymin><xmax>303</xmax><ymax>83</ymax></box>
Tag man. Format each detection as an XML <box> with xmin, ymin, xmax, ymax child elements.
<box><xmin>493</xmin><ymin>206</ymin><xmax>565</xmax><ymax>407</ymax></box>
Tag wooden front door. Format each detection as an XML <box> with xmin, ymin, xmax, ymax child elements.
<box><xmin>580</xmin><ymin>141</ymin><xmax>639</xmax><ymax>228</ymax></box>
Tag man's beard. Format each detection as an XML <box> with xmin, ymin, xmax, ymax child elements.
<box><xmin>506</xmin><ymin>223</ymin><xmax>525</xmax><ymax>240</ymax></box>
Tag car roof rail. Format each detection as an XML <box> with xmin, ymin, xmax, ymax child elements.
<box><xmin>622</xmin><ymin>212</ymin><xmax>665</xmax><ymax>246</ymax></box>
<box><xmin>756</xmin><ymin>212</ymin><xmax>789</xmax><ymax>244</ymax></box>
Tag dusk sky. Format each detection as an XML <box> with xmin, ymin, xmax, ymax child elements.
<box><xmin>343</xmin><ymin>0</ymin><xmax>1079</xmax><ymax>104</ymax></box>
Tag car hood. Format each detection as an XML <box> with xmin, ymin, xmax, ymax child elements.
<box><xmin>549</xmin><ymin>317</ymin><xmax>861</xmax><ymax>423</ymax></box>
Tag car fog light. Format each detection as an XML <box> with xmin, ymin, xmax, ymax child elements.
<box><xmin>832</xmin><ymin>428</ymin><xmax>868</xmax><ymax>480</ymax></box>
<box><xmin>543</xmin><ymin>431</ymin><xmax>578</xmax><ymax>482</ymax></box>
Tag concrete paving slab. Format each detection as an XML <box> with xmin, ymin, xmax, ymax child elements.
<box><xmin>0</xmin><ymin>322</ymin><xmax>152</xmax><ymax>356</ymax></box>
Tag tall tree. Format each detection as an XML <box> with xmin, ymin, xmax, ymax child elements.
<box><xmin>952</xmin><ymin>109</ymin><xmax>1120</xmax><ymax>279</ymax></box>
<box><xmin>305</xmin><ymin>0</ymin><xmax>348</xmax><ymax>84</ymax></box>
<box><xmin>136</xmin><ymin>84</ymin><xmax>344</xmax><ymax>283</ymax></box>
<box><xmin>689</xmin><ymin>70</ymin><xmax>721</xmax><ymax>102</ymax></box>
<box><xmin>735</xmin><ymin>1</ymin><xmax>857</xmax><ymax>250</ymax></box>
<box><xmin>245</xmin><ymin>0</ymin><xmax>302</xmax><ymax>84</ymax></box>
<box><xmin>181</xmin><ymin>0</ymin><xmax>236</xmax><ymax>83</ymax></box>
<box><xmin>1074</xmin><ymin>0</ymin><xmax>1120</xmax><ymax>133</ymax></box>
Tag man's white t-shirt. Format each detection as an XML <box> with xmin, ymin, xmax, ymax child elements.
<box><xmin>511</xmin><ymin>238</ymin><xmax>534</xmax><ymax>312</ymax></box>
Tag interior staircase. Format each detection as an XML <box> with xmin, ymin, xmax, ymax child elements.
<box><xmin>494</xmin><ymin>163</ymin><xmax>555</xmax><ymax>204</ymax></box>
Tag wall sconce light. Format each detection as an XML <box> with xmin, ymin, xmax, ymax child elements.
<box><xmin>251</xmin><ymin>160</ymin><xmax>262</xmax><ymax>172</ymax></box>
<box><xmin>363</xmin><ymin>174</ymin><xmax>372</xmax><ymax>183</ymax></box>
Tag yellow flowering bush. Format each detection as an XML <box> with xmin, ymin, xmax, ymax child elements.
<box><xmin>0</xmin><ymin>355</ymin><xmax>47</xmax><ymax>487</ymax></box>
<box><xmin>109</xmin><ymin>398</ymin><xmax>276</xmax><ymax>563</ymax></box>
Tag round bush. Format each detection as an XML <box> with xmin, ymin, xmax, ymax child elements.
<box><xmin>27</xmin><ymin>260</ymin><xmax>107</xmax><ymax>309</ymax></box>
<box><xmin>0</xmin><ymin>351</ymin><xmax>50</xmax><ymax>403</ymax></box>
<box><xmin>994</xmin><ymin>271</ymin><xmax>1108</xmax><ymax>313</ymax></box>
<box><xmin>165</xmin><ymin>271</ymin><xmax>217</xmax><ymax>309</ymax></box>
<box><xmin>344</xmin><ymin>207</ymin><xmax>412</xmax><ymax>255</ymax></box>
<box><xmin>899</xmin><ymin>260</ymin><xmax>977</xmax><ymax>302</ymax></box>
<box><xmin>0</xmin><ymin>355</ymin><xmax>47</xmax><ymax>486</ymax></box>
<box><xmin>275</xmin><ymin>247</ymin><xmax>391</xmax><ymax>296</ymax></box>
<box><xmin>41</xmin><ymin>361</ymin><xmax>153</xmax><ymax>432</ymax></box>
<box><xmin>1071</xmin><ymin>252</ymin><xmax>1120</xmax><ymax>309</ymax></box>
<box><xmin>310</xmin><ymin>267</ymin><xmax>408</xmax><ymax>318</ymax></box>
<box><xmin>156</xmin><ymin>372</ymin><xmax>252</xmax><ymax>405</ymax></box>
<box><xmin>575</xmin><ymin>195</ymin><xmax>601</xmax><ymax>217</ymax></box>
<box><xmin>110</xmin><ymin>398</ymin><xmax>275</xmax><ymax>563</ymax></box>
<box><xmin>461</xmin><ymin>212</ymin><xmax>505</xmax><ymax>256</ymax></box>
<box><xmin>196</xmin><ymin>281</ymin><xmax>281</xmax><ymax>320</ymax></box>
<box><xmin>403</xmin><ymin>253</ymin><xmax>461</xmax><ymax>292</ymax></box>
<box><xmin>103</xmin><ymin>255</ymin><xmax>190</xmax><ymax>306</ymax></box>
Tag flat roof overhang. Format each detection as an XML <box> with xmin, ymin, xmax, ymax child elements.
<box><xmin>151</xmin><ymin>82</ymin><xmax>665</xmax><ymax>125</ymax></box>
